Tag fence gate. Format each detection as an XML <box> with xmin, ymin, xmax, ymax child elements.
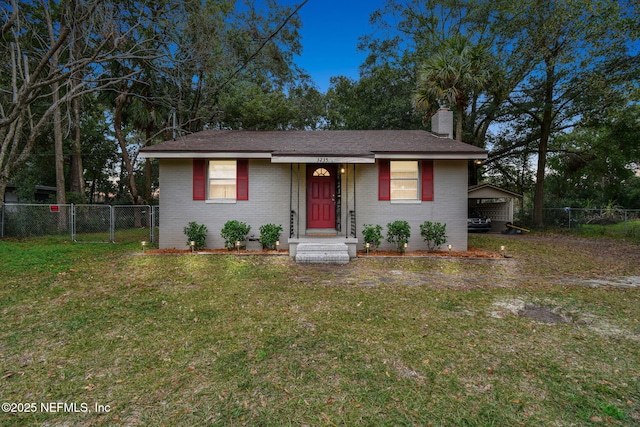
<box><xmin>73</xmin><ymin>204</ymin><xmax>113</xmax><ymax>243</ymax></box>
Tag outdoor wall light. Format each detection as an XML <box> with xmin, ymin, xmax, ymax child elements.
<box><xmin>190</xmin><ymin>240</ymin><xmax>196</xmax><ymax>253</ymax></box>
<box><xmin>141</xmin><ymin>241</ymin><xmax>147</xmax><ymax>252</ymax></box>
<box><xmin>340</xmin><ymin>167</ymin><xmax>346</xmax><ymax>174</ymax></box>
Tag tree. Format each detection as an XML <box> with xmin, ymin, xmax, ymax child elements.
<box><xmin>326</xmin><ymin>65</ymin><xmax>422</xmax><ymax>130</ymax></box>
<box><xmin>363</xmin><ymin>0</ymin><xmax>640</xmax><ymax>226</ymax></box>
<box><xmin>414</xmin><ymin>34</ymin><xmax>490</xmax><ymax>141</ymax></box>
<box><xmin>546</xmin><ymin>103</ymin><xmax>640</xmax><ymax>209</ymax></box>
<box><xmin>491</xmin><ymin>0</ymin><xmax>639</xmax><ymax>225</ymax></box>
<box><xmin>0</xmin><ymin>0</ymin><xmax>159</xmax><ymax>203</ymax></box>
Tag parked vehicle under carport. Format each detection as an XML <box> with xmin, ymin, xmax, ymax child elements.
<box><xmin>468</xmin><ymin>211</ymin><xmax>492</xmax><ymax>232</ymax></box>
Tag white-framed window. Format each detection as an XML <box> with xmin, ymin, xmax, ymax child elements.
<box><xmin>390</xmin><ymin>161</ymin><xmax>418</xmax><ymax>200</ymax></box>
<box><xmin>208</xmin><ymin>160</ymin><xmax>236</xmax><ymax>200</ymax></box>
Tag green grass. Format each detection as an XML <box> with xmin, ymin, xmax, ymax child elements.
<box><xmin>552</xmin><ymin>221</ymin><xmax>640</xmax><ymax>245</ymax></box>
<box><xmin>1</xmin><ymin>233</ymin><xmax>639</xmax><ymax>426</ymax></box>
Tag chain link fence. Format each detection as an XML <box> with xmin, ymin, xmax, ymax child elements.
<box><xmin>543</xmin><ymin>207</ymin><xmax>640</xmax><ymax>241</ymax></box>
<box><xmin>1</xmin><ymin>203</ymin><xmax>159</xmax><ymax>244</ymax></box>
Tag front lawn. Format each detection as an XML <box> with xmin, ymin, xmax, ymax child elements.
<box><xmin>1</xmin><ymin>234</ymin><xmax>639</xmax><ymax>426</ymax></box>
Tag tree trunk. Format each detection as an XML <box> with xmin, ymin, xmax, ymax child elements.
<box><xmin>144</xmin><ymin>127</ymin><xmax>152</xmax><ymax>204</ymax></box>
<box><xmin>69</xmin><ymin>24</ymin><xmax>85</xmax><ymax>199</ymax></box>
<box><xmin>47</xmin><ymin>7</ymin><xmax>67</xmax><ymax>231</ymax></box>
<box><xmin>114</xmin><ymin>91</ymin><xmax>143</xmax><ymax>227</ymax></box>
<box><xmin>533</xmin><ymin>60</ymin><xmax>556</xmax><ymax>227</ymax></box>
<box><xmin>69</xmin><ymin>95</ymin><xmax>85</xmax><ymax>198</ymax></box>
<box><xmin>0</xmin><ymin>176</ymin><xmax>8</xmax><ymax>207</ymax></box>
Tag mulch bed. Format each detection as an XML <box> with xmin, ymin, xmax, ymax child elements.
<box><xmin>143</xmin><ymin>247</ymin><xmax>503</xmax><ymax>258</ymax></box>
<box><xmin>358</xmin><ymin>247</ymin><xmax>503</xmax><ymax>258</ymax></box>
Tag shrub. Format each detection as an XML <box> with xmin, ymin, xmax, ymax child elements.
<box><xmin>183</xmin><ymin>221</ymin><xmax>208</xmax><ymax>250</ymax></box>
<box><xmin>362</xmin><ymin>224</ymin><xmax>383</xmax><ymax>251</ymax></box>
<box><xmin>420</xmin><ymin>221</ymin><xmax>447</xmax><ymax>252</ymax></box>
<box><xmin>259</xmin><ymin>223</ymin><xmax>283</xmax><ymax>249</ymax></box>
<box><xmin>220</xmin><ymin>220</ymin><xmax>251</xmax><ymax>250</ymax></box>
<box><xmin>386</xmin><ymin>220</ymin><xmax>411</xmax><ymax>253</ymax></box>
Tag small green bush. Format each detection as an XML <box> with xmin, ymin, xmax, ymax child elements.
<box><xmin>183</xmin><ymin>221</ymin><xmax>208</xmax><ymax>250</ymax></box>
<box><xmin>362</xmin><ymin>224</ymin><xmax>383</xmax><ymax>251</ymax></box>
<box><xmin>220</xmin><ymin>220</ymin><xmax>251</xmax><ymax>250</ymax></box>
<box><xmin>259</xmin><ymin>223</ymin><xmax>283</xmax><ymax>249</ymax></box>
<box><xmin>386</xmin><ymin>220</ymin><xmax>411</xmax><ymax>253</ymax></box>
<box><xmin>420</xmin><ymin>221</ymin><xmax>447</xmax><ymax>252</ymax></box>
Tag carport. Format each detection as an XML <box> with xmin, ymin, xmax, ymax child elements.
<box><xmin>468</xmin><ymin>184</ymin><xmax>522</xmax><ymax>232</ymax></box>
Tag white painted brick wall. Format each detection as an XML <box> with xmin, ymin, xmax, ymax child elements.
<box><xmin>159</xmin><ymin>159</ymin><xmax>294</xmax><ymax>249</ymax></box>
<box><xmin>159</xmin><ymin>159</ymin><xmax>469</xmax><ymax>251</ymax></box>
<box><xmin>352</xmin><ymin>160</ymin><xmax>468</xmax><ymax>251</ymax></box>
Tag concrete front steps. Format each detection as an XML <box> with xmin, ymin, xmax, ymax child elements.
<box><xmin>294</xmin><ymin>242</ymin><xmax>351</xmax><ymax>264</ymax></box>
<box><xmin>289</xmin><ymin>236</ymin><xmax>357</xmax><ymax>264</ymax></box>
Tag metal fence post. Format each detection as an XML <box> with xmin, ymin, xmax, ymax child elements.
<box><xmin>110</xmin><ymin>205</ymin><xmax>115</xmax><ymax>243</ymax></box>
<box><xmin>150</xmin><ymin>205</ymin><xmax>155</xmax><ymax>244</ymax></box>
<box><xmin>1</xmin><ymin>203</ymin><xmax>4</xmax><ymax>238</ymax></box>
<box><xmin>70</xmin><ymin>203</ymin><xmax>76</xmax><ymax>241</ymax></box>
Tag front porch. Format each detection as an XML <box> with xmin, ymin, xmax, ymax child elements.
<box><xmin>286</xmin><ymin>162</ymin><xmax>361</xmax><ymax>263</ymax></box>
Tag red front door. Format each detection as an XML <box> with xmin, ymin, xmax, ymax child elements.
<box><xmin>307</xmin><ymin>165</ymin><xmax>336</xmax><ymax>229</ymax></box>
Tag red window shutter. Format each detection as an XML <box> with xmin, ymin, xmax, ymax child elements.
<box><xmin>378</xmin><ymin>160</ymin><xmax>391</xmax><ymax>201</ymax></box>
<box><xmin>237</xmin><ymin>159</ymin><xmax>249</xmax><ymax>200</ymax></box>
<box><xmin>421</xmin><ymin>160</ymin><xmax>434</xmax><ymax>201</ymax></box>
<box><xmin>193</xmin><ymin>159</ymin><xmax>206</xmax><ymax>200</ymax></box>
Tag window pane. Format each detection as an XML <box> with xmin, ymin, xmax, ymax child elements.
<box><xmin>208</xmin><ymin>160</ymin><xmax>237</xmax><ymax>200</ymax></box>
<box><xmin>313</xmin><ymin>168</ymin><xmax>330</xmax><ymax>177</ymax></box>
<box><xmin>391</xmin><ymin>180</ymin><xmax>418</xmax><ymax>199</ymax></box>
<box><xmin>209</xmin><ymin>180</ymin><xmax>236</xmax><ymax>199</ymax></box>
<box><xmin>390</xmin><ymin>161</ymin><xmax>418</xmax><ymax>199</ymax></box>
<box><xmin>391</xmin><ymin>161</ymin><xmax>418</xmax><ymax>178</ymax></box>
<box><xmin>209</xmin><ymin>160</ymin><xmax>236</xmax><ymax>179</ymax></box>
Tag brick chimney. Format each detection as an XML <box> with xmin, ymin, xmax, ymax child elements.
<box><xmin>431</xmin><ymin>108</ymin><xmax>453</xmax><ymax>139</ymax></box>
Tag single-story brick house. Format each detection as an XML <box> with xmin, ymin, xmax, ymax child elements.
<box><xmin>139</xmin><ymin>109</ymin><xmax>487</xmax><ymax>262</ymax></box>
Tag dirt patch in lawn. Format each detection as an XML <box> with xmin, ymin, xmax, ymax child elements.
<box><xmin>518</xmin><ymin>304</ymin><xmax>573</xmax><ymax>324</ymax></box>
<box><xmin>144</xmin><ymin>247</ymin><xmax>502</xmax><ymax>258</ymax></box>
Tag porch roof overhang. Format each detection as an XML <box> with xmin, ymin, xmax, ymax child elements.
<box><xmin>139</xmin><ymin>130</ymin><xmax>488</xmax><ymax>161</ymax></box>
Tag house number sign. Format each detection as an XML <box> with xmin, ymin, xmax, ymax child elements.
<box><xmin>270</xmin><ymin>155</ymin><xmax>375</xmax><ymax>164</ymax></box>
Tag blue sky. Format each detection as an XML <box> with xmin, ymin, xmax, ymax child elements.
<box><xmin>282</xmin><ymin>0</ymin><xmax>387</xmax><ymax>92</ymax></box>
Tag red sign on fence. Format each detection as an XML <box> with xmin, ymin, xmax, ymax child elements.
<box><xmin>49</xmin><ymin>205</ymin><xmax>60</xmax><ymax>213</ymax></box>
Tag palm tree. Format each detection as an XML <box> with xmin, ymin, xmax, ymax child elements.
<box><xmin>415</xmin><ymin>35</ymin><xmax>490</xmax><ymax>141</ymax></box>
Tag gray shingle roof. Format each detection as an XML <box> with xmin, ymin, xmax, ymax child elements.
<box><xmin>139</xmin><ymin>130</ymin><xmax>487</xmax><ymax>159</ymax></box>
